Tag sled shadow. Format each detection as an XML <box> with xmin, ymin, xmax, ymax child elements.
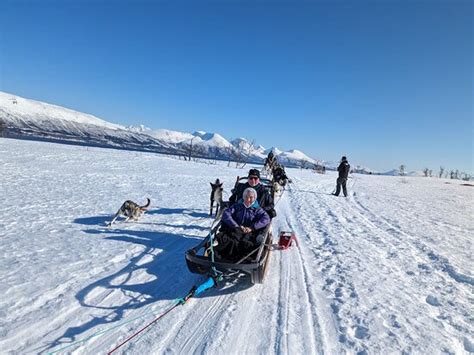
<box><xmin>201</xmin><ymin>276</ymin><xmax>254</xmax><ymax>298</ymax></box>
<box><xmin>42</xmin><ymin>228</ymin><xmax>209</xmax><ymax>353</ymax></box>
<box><xmin>156</xmin><ymin>223</ymin><xmax>210</xmax><ymax>231</ymax></box>
<box><xmin>42</xmin><ymin>222</ymin><xmax>248</xmax><ymax>352</ymax></box>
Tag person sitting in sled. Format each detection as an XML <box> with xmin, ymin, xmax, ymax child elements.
<box><xmin>229</xmin><ymin>168</ymin><xmax>276</xmax><ymax>218</ymax></box>
<box><xmin>215</xmin><ymin>187</ymin><xmax>270</xmax><ymax>260</ymax></box>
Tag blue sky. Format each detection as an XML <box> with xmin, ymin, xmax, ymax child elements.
<box><xmin>1</xmin><ymin>0</ymin><xmax>472</xmax><ymax>173</ymax></box>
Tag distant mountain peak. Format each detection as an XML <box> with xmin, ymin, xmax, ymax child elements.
<box><xmin>127</xmin><ymin>124</ymin><xmax>151</xmax><ymax>132</ymax></box>
<box><xmin>1</xmin><ymin>90</ymin><xmax>380</xmax><ymax>173</ymax></box>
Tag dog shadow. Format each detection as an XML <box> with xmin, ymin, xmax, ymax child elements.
<box><xmin>73</xmin><ymin>208</ymin><xmax>210</xmax><ymax>228</ymax></box>
<box><xmin>74</xmin><ymin>215</ymin><xmax>111</xmax><ymax>226</ymax></box>
<box><xmin>43</xmin><ymin>226</ymin><xmax>251</xmax><ymax>353</ymax></box>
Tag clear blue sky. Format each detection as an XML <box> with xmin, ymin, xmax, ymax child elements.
<box><xmin>1</xmin><ymin>0</ymin><xmax>472</xmax><ymax>173</ymax></box>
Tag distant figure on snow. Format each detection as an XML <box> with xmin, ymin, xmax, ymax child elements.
<box><xmin>333</xmin><ymin>156</ymin><xmax>350</xmax><ymax>197</ymax></box>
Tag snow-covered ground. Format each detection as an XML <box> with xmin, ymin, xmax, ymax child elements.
<box><xmin>0</xmin><ymin>138</ymin><xmax>472</xmax><ymax>354</ymax></box>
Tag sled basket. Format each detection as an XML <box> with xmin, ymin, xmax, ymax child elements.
<box><xmin>185</xmin><ymin>225</ymin><xmax>273</xmax><ymax>284</ymax></box>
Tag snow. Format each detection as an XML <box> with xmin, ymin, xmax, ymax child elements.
<box><xmin>265</xmin><ymin>147</ymin><xmax>283</xmax><ymax>156</ymax></box>
<box><xmin>149</xmin><ymin>128</ymin><xmax>195</xmax><ymax>143</ymax></box>
<box><xmin>0</xmin><ymin>91</ymin><xmax>124</xmax><ymax>130</ymax></box>
<box><xmin>126</xmin><ymin>125</ymin><xmax>152</xmax><ymax>133</ymax></box>
<box><xmin>1</xmin><ymin>138</ymin><xmax>472</xmax><ymax>354</ymax></box>
<box><xmin>191</xmin><ymin>132</ymin><xmax>233</xmax><ymax>149</ymax></box>
<box><xmin>278</xmin><ymin>149</ymin><xmax>316</xmax><ymax>164</ymax></box>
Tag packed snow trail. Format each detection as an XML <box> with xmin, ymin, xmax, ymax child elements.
<box><xmin>0</xmin><ymin>139</ymin><xmax>472</xmax><ymax>354</ymax></box>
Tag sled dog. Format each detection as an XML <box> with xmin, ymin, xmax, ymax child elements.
<box><xmin>108</xmin><ymin>198</ymin><xmax>150</xmax><ymax>226</ymax></box>
<box><xmin>210</xmin><ymin>179</ymin><xmax>224</xmax><ymax>217</ymax></box>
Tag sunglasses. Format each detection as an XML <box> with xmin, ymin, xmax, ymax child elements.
<box><xmin>248</xmin><ymin>176</ymin><xmax>259</xmax><ymax>180</ymax></box>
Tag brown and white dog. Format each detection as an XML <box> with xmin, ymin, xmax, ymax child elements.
<box><xmin>108</xmin><ymin>198</ymin><xmax>151</xmax><ymax>226</ymax></box>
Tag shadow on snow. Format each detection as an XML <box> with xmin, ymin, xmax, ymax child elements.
<box><xmin>44</xmin><ymin>218</ymin><xmax>251</xmax><ymax>353</ymax></box>
<box><xmin>73</xmin><ymin>208</ymin><xmax>209</xmax><ymax>227</ymax></box>
<box><xmin>146</xmin><ymin>208</ymin><xmax>209</xmax><ymax>219</ymax></box>
<box><xmin>74</xmin><ymin>215</ymin><xmax>111</xmax><ymax>226</ymax></box>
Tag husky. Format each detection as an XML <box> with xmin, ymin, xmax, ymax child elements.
<box><xmin>272</xmin><ymin>180</ymin><xmax>283</xmax><ymax>199</ymax></box>
<box><xmin>108</xmin><ymin>198</ymin><xmax>151</xmax><ymax>226</ymax></box>
<box><xmin>210</xmin><ymin>179</ymin><xmax>224</xmax><ymax>217</ymax></box>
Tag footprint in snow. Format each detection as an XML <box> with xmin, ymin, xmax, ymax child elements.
<box><xmin>426</xmin><ymin>295</ymin><xmax>441</xmax><ymax>306</ymax></box>
<box><xmin>354</xmin><ymin>325</ymin><xmax>370</xmax><ymax>339</ymax></box>
<box><xmin>463</xmin><ymin>337</ymin><xmax>474</xmax><ymax>353</ymax></box>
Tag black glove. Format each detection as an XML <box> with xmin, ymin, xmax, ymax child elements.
<box><xmin>267</xmin><ymin>208</ymin><xmax>277</xmax><ymax>218</ymax></box>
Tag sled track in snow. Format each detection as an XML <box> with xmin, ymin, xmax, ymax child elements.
<box><xmin>274</xmin><ymin>228</ymin><xmax>292</xmax><ymax>355</ymax></box>
<box><xmin>275</xmin><ymin>189</ymin><xmax>326</xmax><ymax>354</ymax></box>
<box><xmin>158</xmin><ymin>292</ymin><xmax>235</xmax><ymax>353</ymax></box>
<box><xmin>289</xmin><ymin>176</ymin><xmax>473</xmax><ymax>352</ymax></box>
<box><xmin>287</xmin><ymin>177</ymin><xmax>386</xmax><ymax>353</ymax></box>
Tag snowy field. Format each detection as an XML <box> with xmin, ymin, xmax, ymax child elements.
<box><xmin>0</xmin><ymin>138</ymin><xmax>473</xmax><ymax>354</ymax></box>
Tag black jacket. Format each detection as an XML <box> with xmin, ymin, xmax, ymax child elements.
<box><xmin>229</xmin><ymin>182</ymin><xmax>276</xmax><ymax>217</ymax></box>
<box><xmin>337</xmin><ymin>161</ymin><xmax>350</xmax><ymax>179</ymax></box>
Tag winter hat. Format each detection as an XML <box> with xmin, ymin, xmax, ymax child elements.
<box><xmin>341</xmin><ymin>156</ymin><xmax>347</xmax><ymax>162</ymax></box>
<box><xmin>248</xmin><ymin>169</ymin><xmax>260</xmax><ymax>178</ymax></box>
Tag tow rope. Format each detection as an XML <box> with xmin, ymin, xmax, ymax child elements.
<box><xmin>107</xmin><ymin>276</ymin><xmax>219</xmax><ymax>354</ymax></box>
<box><xmin>48</xmin><ymin>275</ymin><xmax>220</xmax><ymax>354</ymax></box>
<box><xmin>108</xmin><ymin>219</ymin><xmax>225</xmax><ymax>353</ymax></box>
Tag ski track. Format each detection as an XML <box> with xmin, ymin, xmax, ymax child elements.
<box><xmin>288</xmin><ymin>174</ymin><xmax>473</xmax><ymax>354</ymax></box>
<box><xmin>275</xmin><ymin>193</ymin><xmax>323</xmax><ymax>354</ymax></box>
<box><xmin>1</xmin><ymin>139</ymin><xmax>473</xmax><ymax>354</ymax></box>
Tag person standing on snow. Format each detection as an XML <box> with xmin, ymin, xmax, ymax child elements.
<box><xmin>333</xmin><ymin>156</ymin><xmax>351</xmax><ymax>197</ymax></box>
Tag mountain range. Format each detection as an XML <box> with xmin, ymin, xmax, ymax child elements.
<box><xmin>0</xmin><ymin>91</ymin><xmax>381</xmax><ymax>172</ymax></box>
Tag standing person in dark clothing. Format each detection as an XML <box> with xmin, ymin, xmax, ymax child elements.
<box><xmin>334</xmin><ymin>156</ymin><xmax>350</xmax><ymax>197</ymax></box>
<box><xmin>229</xmin><ymin>168</ymin><xmax>276</xmax><ymax>218</ymax></box>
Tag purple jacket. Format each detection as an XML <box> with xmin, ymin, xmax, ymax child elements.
<box><xmin>222</xmin><ymin>202</ymin><xmax>270</xmax><ymax>231</ymax></box>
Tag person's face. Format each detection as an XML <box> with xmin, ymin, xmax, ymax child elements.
<box><xmin>244</xmin><ymin>192</ymin><xmax>256</xmax><ymax>207</ymax></box>
<box><xmin>248</xmin><ymin>176</ymin><xmax>259</xmax><ymax>187</ymax></box>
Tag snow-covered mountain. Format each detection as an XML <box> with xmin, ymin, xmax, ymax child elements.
<box><xmin>0</xmin><ymin>92</ymin><xmax>174</xmax><ymax>153</ymax></box>
<box><xmin>278</xmin><ymin>149</ymin><xmax>317</xmax><ymax>166</ymax></box>
<box><xmin>0</xmin><ymin>91</ymin><xmax>369</xmax><ymax>170</ymax></box>
<box><xmin>149</xmin><ymin>128</ymin><xmax>195</xmax><ymax>143</ymax></box>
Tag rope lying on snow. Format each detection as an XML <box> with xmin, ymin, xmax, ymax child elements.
<box><xmin>47</xmin><ymin>306</ymin><xmax>177</xmax><ymax>354</ymax></box>
<box><xmin>107</xmin><ymin>301</ymin><xmax>181</xmax><ymax>354</ymax></box>
<box><xmin>48</xmin><ymin>277</ymin><xmax>218</xmax><ymax>354</ymax></box>
<box><xmin>108</xmin><ymin>277</ymin><xmax>217</xmax><ymax>354</ymax></box>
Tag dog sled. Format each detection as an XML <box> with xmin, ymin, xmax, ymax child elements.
<box><xmin>185</xmin><ymin>222</ymin><xmax>273</xmax><ymax>284</ymax></box>
<box><xmin>186</xmin><ymin>176</ymin><xmax>274</xmax><ymax>284</ymax></box>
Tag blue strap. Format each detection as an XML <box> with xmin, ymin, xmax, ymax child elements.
<box><xmin>195</xmin><ymin>277</ymin><xmax>216</xmax><ymax>296</ymax></box>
